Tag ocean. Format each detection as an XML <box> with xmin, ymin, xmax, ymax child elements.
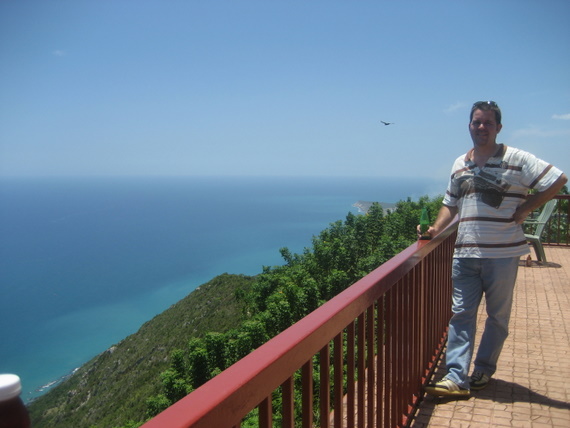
<box><xmin>0</xmin><ymin>175</ymin><xmax>445</xmax><ymax>402</ymax></box>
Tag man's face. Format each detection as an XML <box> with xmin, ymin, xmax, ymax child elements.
<box><xmin>469</xmin><ymin>109</ymin><xmax>502</xmax><ymax>148</ymax></box>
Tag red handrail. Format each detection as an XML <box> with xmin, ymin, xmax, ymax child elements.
<box><xmin>142</xmin><ymin>222</ymin><xmax>458</xmax><ymax>428</ymax></box>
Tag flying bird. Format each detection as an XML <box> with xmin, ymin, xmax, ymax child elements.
<box><xmin>380</xmin><ymin>121</ymin><xmax>395</xmax><ymax>126</ymax></box>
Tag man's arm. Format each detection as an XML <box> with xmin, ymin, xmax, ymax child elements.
<box><xmin>430</xmin><ymin>204</ymin><xmax>459</xmax><ymax>236</ymax></box>
<box><xmin>417</xmin><ymin>204</ymin><xmax>458</xmax><ymax>239</ymax></box>
<box><xmin>512</xmin><ymin>173</ymin><xmax>568</xmax><ymax>224</ymax></box>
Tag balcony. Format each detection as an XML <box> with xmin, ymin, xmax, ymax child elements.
<box><xmin>142</xmin><ymin>196</ymin><xmax>569</xmax><ymax>428</ymax></box>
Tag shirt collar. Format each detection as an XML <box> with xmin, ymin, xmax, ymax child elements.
<box><xmin>464</xmin><ymin>143</ymin><xmax>506</xmax><ymax>163</ymax></box>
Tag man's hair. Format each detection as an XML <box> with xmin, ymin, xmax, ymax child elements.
<box><xmin>470</xmin><ymin>101</ymin><xmax>502</xmax><ymax>124</ymax></box>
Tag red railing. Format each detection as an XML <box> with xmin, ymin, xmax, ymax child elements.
<box><xmin>142</xmin><ymin>222</ymin><xmax>458</xmax><ymax>428</ymax></box>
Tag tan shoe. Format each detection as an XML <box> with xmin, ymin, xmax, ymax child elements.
<box><xmin>425</xmin><ymin>378</ymin><xmax>470</xmax><ymax>397</ymax></box>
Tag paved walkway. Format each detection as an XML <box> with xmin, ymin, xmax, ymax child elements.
<box><xmin>411</xmin><ymin>246</ymin><xmax>570</xmax><ymax>428</ymax></box>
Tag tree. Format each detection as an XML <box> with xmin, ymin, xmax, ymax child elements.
<box><xmin>160</xmin><ymin>369</ymin><xmax>191</xmax><ymax>403</ymax></box>
<box><xmin>204</xmin><ymin>332</ymin><xmax>228</xmax><ymax>373</ymax></box>
<box><xmin>188</xmin><ymin>338</ymin><xmax>211</xmax><ymax>389</ymax></box>
<box><xmin>145</xmin><ymin>394</ymin><xmax>170</xmax><ymax>419</ymax></box>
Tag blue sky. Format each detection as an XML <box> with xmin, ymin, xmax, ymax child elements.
<box><xmin>1</xmin><ymin>0</ymin><xmax>569</xmax><ymax>179</ymax></box>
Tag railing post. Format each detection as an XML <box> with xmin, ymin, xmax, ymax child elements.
<box><xmin>333</xmin><ymin>333</ymin><xmax>344</xmax><ymax>428</ymax></box>
<box><xmin>302</xmin><ymin>361</ymin><xmax>313</xmax><ymax>428</ymax></box>
<box><xmin>281</xmin><ymin>377</ymin><xmax>294</xmax><ymax>428</ymax></box>
<box><xmin>357</xmin><ymin>313</ymin><xmax>365</xmax><ymax>428</ymax></box>
<box><xmin>366</xmin><ymin>305</ymin><xmax>376</xmax><ymax>428</ymax></box>
<box><xmin>376</xmin><ymin>296</ymin><xmax>385</xmax><ymax>428</ymax></box>
<box><xmin>259</xmin><ymin>397</ymin><xmax>272</xmax><ymax>428</ymax></box>
<box><xmin>347</xmin><ymin>322</ymin><xmax>356</xmax><ymax>428</ymax></box>
<box><xmin>320</xmin><ymin>345</ymin><xmax>331</xmax><ymax>428</ymax></box>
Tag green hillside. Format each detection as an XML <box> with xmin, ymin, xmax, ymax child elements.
<box><xmin>28</xmin><ymin>273</ymin><xmax>255</xmax><ymax>428</ymax></box>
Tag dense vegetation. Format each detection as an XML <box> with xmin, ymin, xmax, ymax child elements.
<box><xmin>29</xmin><ymin>196</ymin><xmax>444</xmax><ymax>427</ymax></box>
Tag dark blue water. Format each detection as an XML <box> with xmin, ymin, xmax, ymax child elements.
<box><xmin>0</xmin><ymin>175</ymin><xmax>445</xmax><ymax>401</ymax></box>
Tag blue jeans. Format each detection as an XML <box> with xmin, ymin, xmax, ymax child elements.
<box><xmin>445</xmin><ymin>257</ymin><xmax>520</xmax><ymax>388</ymax></box>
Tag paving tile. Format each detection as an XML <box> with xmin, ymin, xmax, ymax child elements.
<box><xmin>489</xmin><ymin>415</ymin><xmax>512</xmax><ymax>426</ymax></box>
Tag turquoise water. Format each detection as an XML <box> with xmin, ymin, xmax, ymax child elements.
<box><xmin>0</xmin><ymin>175</ymin><xmax>445</xmax><ymax>401</ymax></box>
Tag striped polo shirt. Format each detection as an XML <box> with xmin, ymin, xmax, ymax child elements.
<box><xmin>442</xmin><ymin>144</ymin><xmax>564</xmax><ymax>258</ymax></box>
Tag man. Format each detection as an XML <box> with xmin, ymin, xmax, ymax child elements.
<box><xmin>423</xmin><ymin>101</ymin><xmax>567</xmax><ymax>397</ymax></box>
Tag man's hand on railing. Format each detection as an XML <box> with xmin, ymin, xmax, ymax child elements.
<box><xmin>418</xmin><ymin>205</ymin><xmax>458</xmax><ymax>240</ymax></box>
<box><xmin>417</xmin><ymin>224</ymin><xmax>433</xmax><ymax>240</ymax></box>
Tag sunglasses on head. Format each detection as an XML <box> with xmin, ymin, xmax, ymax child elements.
<box><xmin>473</xmin><ymin>101</ymin><xmax>498</xmax><ymax>107</ymax></box>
